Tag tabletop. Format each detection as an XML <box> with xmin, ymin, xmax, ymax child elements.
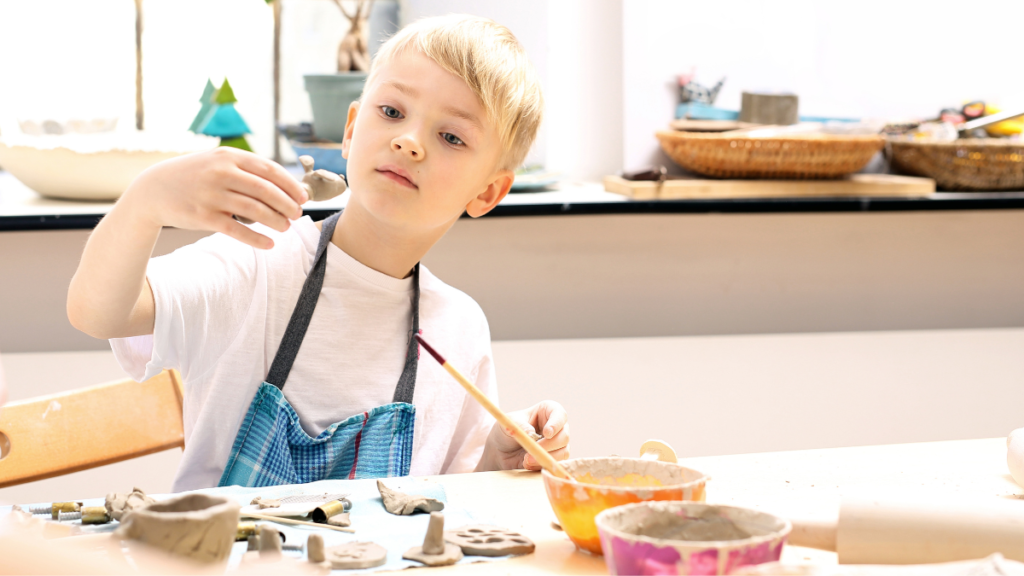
<box><xmin>2</xmin><ymin>438</ymin><xmax>1016</xmax><ymax>574</ymax></box>
<box><xmin>413</xmin><ymin>437</ymin><xmax>1018</xmax><ymax>573</ymax></box>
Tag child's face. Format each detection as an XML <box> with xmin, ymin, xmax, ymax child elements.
<box><xmin>341</xmin><ymin>50</ymin><xmax>513</xmax><ymax>234</ymax></box>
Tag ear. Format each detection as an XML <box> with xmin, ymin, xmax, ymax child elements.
<box><xmin>465</xmin><ymin>169</ymin><xmax>514</xmax><ymax>218</ymax></box>
<box><xmin>340</xmin><ymin>100</ymin><xmax>361</xmax><ymax>159</ymax></box>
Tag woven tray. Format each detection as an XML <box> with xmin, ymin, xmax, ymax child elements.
<box><xmin>656</xmin><ymin>131</ymin><xmax>884</xmax><ymax>179</ymax></box>
<box><xmin>888</xmin><ymin>139</ymin><xmax>1024</xmax><ymax>191</ymax></box>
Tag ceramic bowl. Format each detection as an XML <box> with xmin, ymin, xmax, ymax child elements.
<box><xmin>0</xmin><ymin>132</ymin><xmax>217</xmax><ymax>200</ymax></box>
<box><xmin>543</xmin><ymin>457</ymin><xmax>708</xmax><ymax>555</ymax></box>
<box><xmin>596</xmin><ymin>502</ymin><xmax>790</xmax><ymax>575</ymax></box>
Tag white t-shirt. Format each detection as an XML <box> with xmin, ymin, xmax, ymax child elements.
<box><xmin>111</xmin><ymin>217</ymin><xmax>497</xmax><ymax>492</ymax></box>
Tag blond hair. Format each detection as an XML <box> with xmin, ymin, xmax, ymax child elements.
<box><xmin>364</xmin><ymin>14</ymin><xmax>543</xmax><ymax>171</ymax></box>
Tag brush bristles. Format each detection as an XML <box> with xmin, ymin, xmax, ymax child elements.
<box><xmin>415</xmin><ymin>334</ymin><xmax>446</xmax><ymax>365</ymax></box>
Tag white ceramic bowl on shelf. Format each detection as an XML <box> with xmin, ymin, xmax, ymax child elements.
<box><xmin>0</xmin><ymin>132</ymin><xmax>218</xmax><ymax>201</ymax></box>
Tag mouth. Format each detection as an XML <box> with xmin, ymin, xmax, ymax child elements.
<box><xmin>375</xmin><ymin>166</ymin><xmax>418</xmax><ymax>189</ymax></box>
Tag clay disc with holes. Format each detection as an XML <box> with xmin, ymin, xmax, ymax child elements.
<box><xmin>444</xmin><ymin>525</ymin><xmax>536</xmax><ymax>556</ymax></box>
<box><xmin>325</xmin><ymin>542</ymin><xmax>387</xmax><ymax>569</ymax></box>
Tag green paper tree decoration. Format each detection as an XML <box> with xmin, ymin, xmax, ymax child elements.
<box><xmin>188</xmin><ymin>79</ymin><xmax>216</xmax><ymax>133</ymax></box>
<box><xmin>190</xmin><ymin>78</ymin><xmax>253</xmax><ymax>152</ymax></box>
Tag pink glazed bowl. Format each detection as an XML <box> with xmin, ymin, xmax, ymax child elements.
<box><xmin>596</xmin><ymin>502</ymin><xmax>790</xmax><ymax>575</ymax></box>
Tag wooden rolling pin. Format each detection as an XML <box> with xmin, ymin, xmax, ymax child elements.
<box><xmin>789</xmin><ymin>497</ymin><xmax>1024</xmax><ymax>564</ymax></box>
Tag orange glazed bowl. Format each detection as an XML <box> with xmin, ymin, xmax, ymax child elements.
<box><xmin>543</xmin><ymin>457</ymin><xmax>709</xmax><ymax>555</ymax></box>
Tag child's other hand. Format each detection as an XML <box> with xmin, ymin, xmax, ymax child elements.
<box><xmin>123</xmin><ymin>147</ymin><xmax>309</xmax><ymax>250</ymax></box>
<box><xmin>482</xmin><ymin>400</ymin><xmax>570</xmax><ymax>471</ymax></box>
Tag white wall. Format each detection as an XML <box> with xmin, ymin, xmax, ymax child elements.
<box><xmin>621</xmin><ymin>0</ymin><xmax>1024</xmax><ymax>171</ymax></box>
<box><xmin>1</xmin><ymin>1</ymin><xmax>1018</xmax><ymax>177</ymax></box>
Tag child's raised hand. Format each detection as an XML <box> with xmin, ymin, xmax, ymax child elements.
<box><xmin>479</xmin><ymin>400</ymin><xmax>570</xmax><ymax>472</ymax></box>
<box><xmin>123</xmin><ymin>147</ymin><xmax>309</xmax><ymax>250</ymax></box>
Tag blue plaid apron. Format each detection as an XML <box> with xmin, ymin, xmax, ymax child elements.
<box><xmin>218</xmin><ymin>211</ymin><xmax>420</xmax><ymax>488</ymax></box>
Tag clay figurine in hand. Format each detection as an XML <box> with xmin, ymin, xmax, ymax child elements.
<box><xmin>403</xmin><ymin>512</ymin><xmax>463</xmax><ymax>566</ymax></box>
<box><xmin>377</xmin><ymin>480</ymin><xmax>444</xmax><ymax>515</ymax></box>
<box><xmin>298</xmin><ymin>155</ymin><xmax>347</xmax><ymax>202</ymax></box>
<box><xmin>233</xmin><ymin>155</ymin><xmax>346</xmax><ymax>224</ymax></box>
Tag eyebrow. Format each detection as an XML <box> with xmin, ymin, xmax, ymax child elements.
<box><xmin>441</xmin><ymin>105</ymin><xmax>483</xmax><ymax>131</ymax></box>
<box><xmin>382</xmin><ymin>80</ymin><xmax>482</xmax><ymax>131</ymax></box>
<box><xmin>383</xmin><ymin>80</ymin><xmax>419</xmax><ymax>97</ymax></box>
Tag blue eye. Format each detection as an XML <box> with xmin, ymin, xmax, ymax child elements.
<box><xmin>442</xmin><ymin>133</ymin><xmax>464</xmax><ymax>146</ymax></box>
<box><xmin>381</xmin><ymin>106</ymin><xmax>402</xmax><ymax>119</ymax></box>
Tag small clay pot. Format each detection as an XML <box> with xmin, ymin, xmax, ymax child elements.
<box><xmin>114</xmin><ymin>494</ymin><xmax>241</xmax><ymax>563</ymax></box>
<box><xmin>595</xmin><ymin>502</ymin><xmax>790</xmax><ymax>575</ymax></box>
<box><xmin>543</xmin><ymin>457</ymin><xmax>708</xmax><ymax>555</ymax></box>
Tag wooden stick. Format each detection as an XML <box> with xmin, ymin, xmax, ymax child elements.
<box><xmin>242</xmin><ymin>512</ymin><xmax>355</xmax><ymax>533</ymax></box>
<box><xmin>415</xmin><ymin>334</ymin><xmax>575</xmax><ymax>481</ymax></box>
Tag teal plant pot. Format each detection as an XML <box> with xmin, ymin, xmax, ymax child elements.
<box><xmin>303</xmin><ymin>73</ymin><xmax>368</xmax><ymax>143</ymax></box>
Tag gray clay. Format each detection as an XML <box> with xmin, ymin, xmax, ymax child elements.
<box><xmin>307</xmin><ymin>534</ymin><xmax>326</xmax><ymax>563</ymax></box>
<box><xmin>299</xmin><ymin>155</ymin><xmax>347</xmax><ymax>202</ymax></box>
<box><xmin>260</xmin><ymin>525</ymin><xmax>283</xmax><ymax>559</ymax></box>
<box><xmin>105</xmin><ymin>487</ymin><xmax>156</xmax><ymax>521</ymax></box>
<box><xmin>638</xmin><ymin>514</ymin><xmax>751</xmax><ymax>542</ymax></box>
<box><xmin>258</xmin><ymin>498</ymin><xmax>281</xmax><ymax>509</ymax></box>
<box><xmin>112</xmin><ymin>493</ymin><xmax>240</xmax><ymax>564</ymax></box>
<box><xmin>327</xmin><ymin>512</ymin><xmax>351</xmax><ymax>527</ymax></box>
<box><xmin>377</xmin><ymin>480</ymin><xmax>444</xmax><ymax>515</ymax></box>
<box><xmin>445</xmin><ymin>525</ymin><xmax>536</xmax><ymax>557</ymax></box>
<box><xmin>403</xmin><ymin>512</ymin><xmax>463</xmax><ymax>567</ymax></box>
<box><xmin>326</xmin><ymin>542</ymin><xmax>388</xmax><ymax>570</ymax></box>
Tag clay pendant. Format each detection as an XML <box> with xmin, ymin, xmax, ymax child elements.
<box><xmin>445</xmin><ymin>525</ymin><xmax>536</xmax><ymax>557</ymax></box>
<box><xmin>325</xmin><ymin>541</ymin><xmax>388</xmax><ymax>570</ymax></box>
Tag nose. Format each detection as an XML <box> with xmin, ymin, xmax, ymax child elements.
<box><xmin>391</xmin><ymin>132</ymin><xmax>425</xmax><ymax>161</ymax></box>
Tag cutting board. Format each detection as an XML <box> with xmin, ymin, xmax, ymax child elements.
<box><xmin>603</xmin><ymin>173</ymin><xmax>935</xmax><ymax>200</ymax></box>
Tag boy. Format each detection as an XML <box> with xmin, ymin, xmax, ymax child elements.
<box><xmin>67</xmin><ymin>14</ymin><xmax>569</xmax><ymax>491</ymax></box>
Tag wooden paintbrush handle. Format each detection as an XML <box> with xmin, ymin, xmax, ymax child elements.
<box><xmin>439</xmin><ymin>363</ymin><xmax>574</xmax><ymax>481</ymax></box>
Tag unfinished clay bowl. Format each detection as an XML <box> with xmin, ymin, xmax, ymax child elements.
<box><xmin>596</xmin><ymin>502</ymin><xmax>790</xmax><ymax>575</ymax></box>
<box><xmin>113</xmin><ymin>493</ymin><xmax>241</xmax><ymax>563</ymax></box>
<box><xmin>543</xmin><ymin>457</ymin><xmax>708</xmax><ymax>555</ymax></box>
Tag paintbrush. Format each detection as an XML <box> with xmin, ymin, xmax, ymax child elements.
<box><xmin>415</xmin><ymin>334</ymin><xmax>575</xmax><ymax>481</ymax></box>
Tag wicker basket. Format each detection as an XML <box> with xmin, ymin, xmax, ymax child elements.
<box><xmin>656</xmin><ymin>131</ymin><xmax>884</xmax><ymax>179</ymax></box>
<box><xmin>888</xmin><ymin>139</ymin><xmax>1024</xmax><ymax>191</ymax></box>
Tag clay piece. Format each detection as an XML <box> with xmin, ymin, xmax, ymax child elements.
<box><xmin>257</xmin><ymin>498</ymin><xmax>282</xmax><ymax>510</ymax></box>
<box><xmin>299</xmin><ymin>155</ymin><xmax>347</xmax><ymax>202</ymax></box>
<box><xmin>403</xmin><ymin>512</ymin><xmax>463</xmax><ymax>567</ymax></box>
<box><xmin>445</xmin><ymin>525</ymin><xmax>536</xmax><ymax>557</ymax></box>
<box><xmin>327</xmin><ymin>512</ymin><xmax>351</xmax><ymax>527</ymax></box>
<box><xmin>112</xmin><ymin>493</ymin><xmax>240</xmax><ymax>564</ymax></box>
<box><xmin>325</xmin><ymin>542</ymin><xmax>388</xmax><ymax>570</ymax></box>
<box><xmin>377</xmin><ymin>480</ymin><xmax>444</xmax><ymax>515</ymax></box>
<box><xmin>260</xmin><ymin>525</ymin><xmax>284</xmax><ymax>560</ymax></box>
<box><xmin>307</xmin><ymin>534</ymin><xmax>326</xmax><ymax>563</ymax></box>
<box><xmin>105</xmin><ymin>487</ymin><xmax>156</xmax><ymax>521</ymax></box>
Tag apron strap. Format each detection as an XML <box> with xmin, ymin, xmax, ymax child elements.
<box><xmin>265</xmin><ymin>211</ymin><xmax>421</xmax><ymax>405</ymax></box>
<box><xmin>392</xmin><ymin>264</ymin><xmax>419</xmax><ymax>404</ymax></box>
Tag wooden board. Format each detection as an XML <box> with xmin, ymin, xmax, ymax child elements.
<box><xmin>604</xmin><ymin>173</ymin><xmax>935</xmax><ymax>200</ymax></box>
